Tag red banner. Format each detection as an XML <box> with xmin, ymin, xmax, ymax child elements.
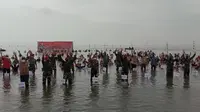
<box><xmin>37</xmin><ymin>41</ymin><xmax>73</xmax><ymax>53</ymax></box>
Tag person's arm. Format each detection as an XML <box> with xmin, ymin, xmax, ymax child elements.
<box><xmin>14</xmin><ymin>52</ymin><xmax>19</xmax><ymax>62</ymax></box>
<box><xmin>35</xmin><ymin>59</ymin><xmax>37</xmax><ymax>68</ymax></box>
<box><xmin>190</xmin><ymin>52</ymin><xmax>196</xmax><ymax>60</ymax></box>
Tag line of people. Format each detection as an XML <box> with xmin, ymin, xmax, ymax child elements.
<box><xmin>0</xmin><ymin>49</ymin><xmax>197</xmax><ymax>89</ymax></box>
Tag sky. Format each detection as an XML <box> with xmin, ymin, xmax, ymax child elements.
<box><xmin>0</xmin><ymin>0</ymin><xmax>200</xmax><ymax>48</ymax></box>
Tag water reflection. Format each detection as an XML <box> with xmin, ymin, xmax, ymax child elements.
<box><xmin>150</xmin><ymin>71</ymin><xmax>156</xmax><ymax>86</ymax></box>
<box><xmin>89</xmin><ymin>85</ymin><xmax>99</xmax><ymax>98</ymax></box>
<box><xmin>63</xmin><ymin>85</ymin><xmax>74</xmax><ymax>106</ymax></box>
<box><xmin>20</xmin><ymin>88</ymin><xmax>30</xmax><ymax>103</ymax></box>
<box><xmin>140</xmin><ymin>71</ymin><xmax>145</xmax><ymax>86</ymax></box>
<box><xmin>42</xmin><ymin>85</ymin><xmax>53</xmax><ymax>104</ymax></box>
<box><xmin>118</xmin><ymin>87</ymin><xmax>130</xmax><ymax>112</ymax></box>
<box><xmin>183</xmin><ymin>78</ymin><xmax>190</xmax><ymax>89</ymax></box>
<box><xmin>19</xmin><ymin>88</ymin><xmax>30</xmax><ymax>111</ymax></box>
<box><xmin>102</xmin><ymin>73</ymin><xmax>109</xmax><ymax>87</ymax></box>
<box><xmin>88</xmin><ymin>85</ymin><xmax>100</xmax><ymax>111</ymax></box>
<box><xmin>116</xmin><ymin>73</ymin><xmax>121</xmax><ymax>85</ymax></box>
<box><xmin>166</xmin><ymin>76</ymin><xmax>173</xmax><ymax>88</ymax></box>
<box><xmin>131</xmin><ymin>71</ymin><xmax>138</xmax><ymax>85</ymax></box>
<box><xmin>29</xmin><ymin>75</ymin><xmax>36</xmax><ymax>92</ymax></box>
<box><xmin>3</xmin><ymin>76</ymin><xmax>11</xmax><ymax>91</ymax></box>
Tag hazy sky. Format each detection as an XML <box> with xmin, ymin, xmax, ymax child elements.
<box><xmin>0</xmin><ymin>0</ymin><xmax>200</xmax><ymax>46</ymax></box>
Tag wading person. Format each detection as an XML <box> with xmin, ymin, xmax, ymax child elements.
<box><xmin>28</xmin><ymin>54</ymin><xmax>37</xmax><ymax>75</ymax></box>
<box><xmin>19</xmin><ymin>57</ymin><xmax>29</xmax><ymax>88</ymax></box>
<box><xmin>166</xmin><ymin>54</ymin><xmax>174</xmax><ymax>87</ymax></box>
<box><xmin>150</xmin><ymin>53</ymin><xmax>159</xmax><ymax>71</ymax></box>
<box><xmin>182</xmin><ymin>52</ymin><xmax>196</xmax><ymax>79</ymax></box>
<box><xmin>114</xmin><ymin>50</ymin><xmax>122</xmax><ymax>73</ymax></box>
<box><xmin>121</xmin><ymin>55</ymin><xmax>129</xmax><ymax>82</ymax></box>
<box><xmin>90</xmin><ymin>55</ymin><xmax>99</xmax><ymax>85</ymax></box>
<box><xmin>42</xmin><ymin>55</ymin><xmax>52</xmax><ymax>86</ymax></box>
<box><xmin>62</xmin><ymin>57</ymin><xmax>73</xmax><ymax>85</ymax></box>
<box><xmin>130</xmin><ymin>53</ymin><xmax>139</xmax><ymax>72</ymax></box>
<box><xmin>12</xmin><ymin>52</ymin><xmax>19</xmax><ymax>74</ymax></box>
<box><xmin>140</xmin><ymin>53</ymin><xmax>148</xmax><ymax>72</ymax></box>
<box><xmin>2</xmin><ymin>55</ymin><xmax>11</xmax><ymax>78</ymax></box>
<box><xmin>103</xmin><ymin>52</ymin><xmax>109</xmax><ymax>73</ymax></box>
<box><xmin>50</xmin><ymin>53</ymin><xmax>57</xmax><ymax>77</ymax></box>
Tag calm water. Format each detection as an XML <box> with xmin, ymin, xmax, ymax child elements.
<box><xmin>0</xmin><ymin>62</ymin><xmax>200</xmax><ymax>112</ymax></box>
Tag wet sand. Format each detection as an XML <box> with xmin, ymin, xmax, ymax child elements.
<box><xmin>0</xmin><ymin>62</ymin><xmax>200</xmax><ymax>112</ymax></box>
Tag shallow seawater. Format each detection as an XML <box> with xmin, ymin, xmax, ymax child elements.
<box><xmin>0</xmin><ymin>62</ymin><xmax>200</xmax><ymax>112</ymax></box>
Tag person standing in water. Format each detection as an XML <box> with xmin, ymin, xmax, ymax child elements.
<box><xmin>28</xmin><ymin>53</ymin><xmax>37</xmax><ymax>75</ymax></box>
<box><xmin>42</xmin><ymin>55</ymin><xmax>52</xmax><ymax>86</ymax></box>
<box><xmin>150</xmin><ymin>53</ymin><xmax>159</xmax><ymax>71</ymax></box>
<box><xmin>12</xmin><ymin>52</ymin><xmax>19</xmax><ymax>74</ymax></box>
<box><xmin>19</xmin><ymin>57</ymin><xmax>29</xmax><ymax>88</ymax></box>
<box><xmin>182</xmin><ymin>52</ymin><xmax>196</xmax><ymax>79</ymax></box>
<box><xmin>114</xmin><ymin>50</ymin><xmax>122</xmax><ymax>73</ymax></box>
<box><xmin>103</xmin><ymin>52</ymin><xmax>109</xmax><ymax>73</ymax></box>
<box><xmin>49</xmin><ymin>53</ymin><xmax>57</xmax><ymax>77</ymax></box>
<box><xmin>121</xmin><ymin>54</ymin><xmax>130</xmax><ymax>81</ymax></box>
<box><xmin>166</xmin><ymin>54</ymin><xmax>174</xmax><ymax>87</ymax></box>
<box><xmin>90</xmin><ymin>55</ymin><xmax>99</xmax><ymax>85</ymax></box>
<box><xmin>2</xmin><ymin>55</ymin><xmax>11</xmax><ymax>78</ymax></box>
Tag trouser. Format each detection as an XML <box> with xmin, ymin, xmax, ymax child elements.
<box><xmin>3</xmin><ymin>68</ymin><xmax>10</xmax><ymax>77</ymax></box>
<box><xmin>166</xmin><ymin>76</ymin><xmax>173</xmax><ymax>87</ymax></box>
<box><xmin>103</xmin><ymin>64</ymin><xmax>108</xmax><ymax>73</ymax></box>
<box><xmin>43</xmin><ymin>71</ymin><xmax>52</xmax><ymax>85</ymax></box>
<box><xmin>72</xmin><ymin>65</ymin><xmax>74</xmax><ymax>74</ymax></box>
<box><xmin>141</xmin><ymin>64</ymin><xmax>146</xmax><ymax>72</ymax></box>
<box><xmin>63</xmin><ymin>72</ymin><xmax>73</xmax><ymax>85</ymax></box>
<box><xmin>20</xmin><ymin>75</ymin><xmax>29</xmax><ymax>87</ymax></box>
<box><xmin>151</xmin><ymin>65</ymin><xmax>156</xmax><ymax>71</ymax></box>
<box><xmin>52</xmin><ymin>65</ymin><xmax>56</xmax><ymax>76</ymax></box>
<box><xmin>91</xmin><ymin>68</ymin><xmax>98</xmax><ymax>83</ymax></box>
<box><xmin>130</xmin><ymin>64</ymin><xmax>137</xmax><ymax>72</ymax></box>
<box><xmin>29</xmin><ymin>66</ymin><xmax>35</xmax><ymax>75</ymax></box>
<box><xmin>115</xmin><ymin>61</ymin><xmax>121</xmax><ymax>73</ymax></box>
<box><xmin>122</xmin><ymin>69</ymin><xmax>128</xmax><ymax>81</ymax></box>
<box><xmin>184</xmin><ymin>69</ymin><xmax>190</xmax><ymax>79</ymax></box>
<box><xmin>12</xmin><ymin>65</ymin><xmax>19</xmax><ymax>73</ymax></box>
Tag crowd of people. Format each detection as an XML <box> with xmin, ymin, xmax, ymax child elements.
<box><xmin>0</xmin><ymin>48</ymin><xmax>198</xmax><ymax>89</ymax></box>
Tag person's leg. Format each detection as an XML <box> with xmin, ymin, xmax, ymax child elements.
<box><xmin>90</xmin><ymin>69</ymin><xmax>95</xmax><ymax>84</ymax></box>
<box><xmin>72</xmin><ymin>65</ymin><xmax>74</xmax><ymax>74</ymax></box>
<box><xmin>20</xmin><ymin>75</ymin><xmax>23</xmax><ymax>82</ymax></box>
<box><xmin>68</xmin><ymin>73</ymin><xmax>72</xmax><ymax>85</ymax></box>
<box><xmin>25</xmin><ymin>75</ymin><xmax>29</xmax><ymax>88</ymax></box>
<box><xmin>144</xmin><ymin>65</ymin><xmax>146</xmax><ymax>72</ymax></box>
<box><xmin>3</xmin><ymin>68</ymin><xmax>6</xmax><ymax>77</ymax></box>
<box><xmin>42</xmin><ymin>72</ymin><xmax>46</xmax><ymax>85</ymax></box>
<box><xmin>32</xmin><ymin>68</ymin><xmax>35</xmax><ymax>75</ymax></box>
<box><xmin>141</xmin><ymin>64</ymin><xmax>144</xmax><ymax>72</ymax></box>
<box><xmin>7</xmin><ymin>69</ymin><xmax>10</xmax><ymax>78</ymax></box>
<box><xmin>106</xmin><ymin>65</ymin><xmax>108</xmax><ymax>73</ymax></box>
<box><xmin>47</xmin><ymin>72</ymin><xmax>52</xmax><ymax>86</ymax></box>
